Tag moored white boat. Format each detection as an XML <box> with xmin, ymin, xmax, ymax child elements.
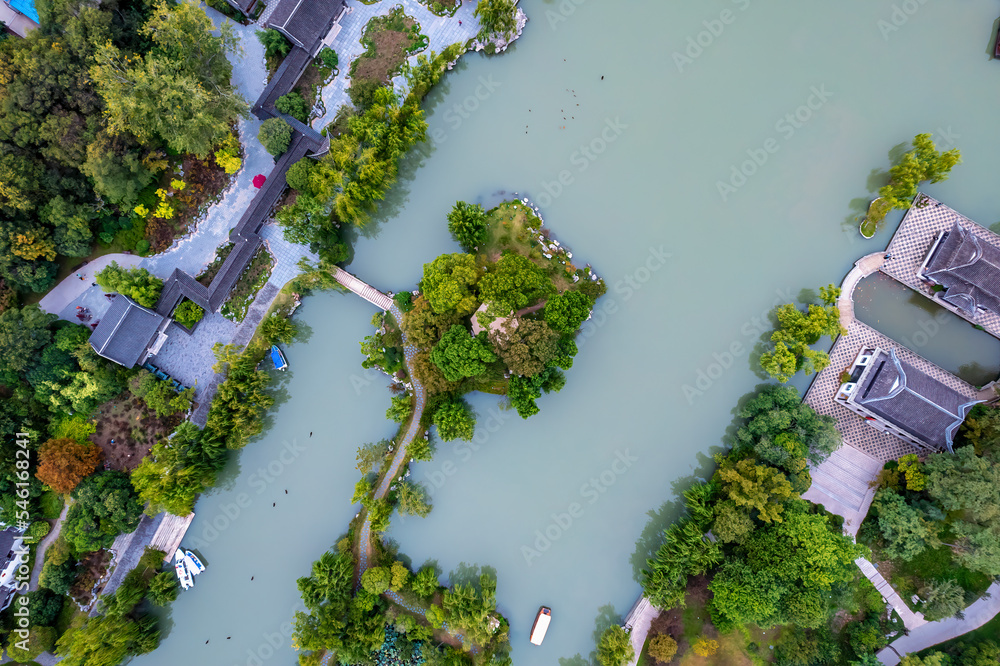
<box><xmin>530</xmin><ymin>607</ymin><xmax>551</xmax><ymax>645</ymax></box>
<box><xmin>175</xmin><ymin>561</ymin><xmax>194</xmax><ymax>590</ymax></box>
<box><xmin>184</xmin><ymin>550</ymin><xmax>205</xmax><ymax>576</ymax></box>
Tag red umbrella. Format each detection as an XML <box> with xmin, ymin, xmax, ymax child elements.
<box><xmin>253</xmin><ymin>174</ymin><xmax>267</xmax><ymax>188</ymax></box>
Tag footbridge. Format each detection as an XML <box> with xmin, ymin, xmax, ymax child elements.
<box><xmin>333</xmin><ymin>267</ymin><xmax>393</xmax><ymax>310</ymax></box>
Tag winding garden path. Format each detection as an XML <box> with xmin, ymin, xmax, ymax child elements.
<box><xmin>357</xmin><ymin>303</ymin><xmax>426</xmax><ymax>576</ymax></box>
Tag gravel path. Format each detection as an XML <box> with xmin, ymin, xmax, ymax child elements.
<box><xmin>27</xmin><ymin>501</ymin><xmax>70</xmax><ymax>592</ymax></box>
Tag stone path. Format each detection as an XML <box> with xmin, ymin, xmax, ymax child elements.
<box><xmin>881</xmin><ymin>194</ymin><xmax>1000</xmax><ymax>339</ymax></box>
<box><xmin>622</xmin><ymin>595</ymin><xmax>660</xmax><ymax>666</ymax></box>
<box><xmin>93</xmin><ymin>513</ymin><xmax>166</xmax><ymax>613</ymax></box>
<box><xmin>856</xmin><ymin>558</ymin><xmax>927</xmax><ymax>631</ymax></box>
<box><xmin>357</xmin><ymin>301</ymin><xmax>425</xmax><ymax>578</ymax></box>
<box><xmin>27</xmin><ymin>501</ymin><xmax>69</xmax><ymax>592</ymax></box>
<box><xmin>838</xmin><ymin>252</ymin><xmax>887</xmax><ymax>328</ymax></box>
<box><xmin>801</xmin><ymin>444</ymin><xmax>883</xmax><ymax>537</ymax></box>
<box><xmin>312</xmin><ymin>0</ymin><xmax>482</xmax><ymax>132</ymax></box>
<box><xmin>877</xmin><ymin>581</ymin><xmax>1000</xmax><ymax>665</ymax></box>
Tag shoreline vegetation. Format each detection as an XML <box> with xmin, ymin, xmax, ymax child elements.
<box><xmin>858</xmin><ymin>134</ymin><xmax>961</xmax><ymax>239</ymax></box>
<box><xmin>1</xmin><ymin>1</ymin><xmax>535</xmax><ymax>665</ymax></box>
<box><xmin>292</xmin><ymin>198</ymin><xmax>606</xmax><ymax>665</ymax></box>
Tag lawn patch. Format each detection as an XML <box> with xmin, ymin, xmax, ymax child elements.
<box><xmin>350</xmin><ymin>7</ymin><xmax>427</xmax><ymax>84</ymax></box>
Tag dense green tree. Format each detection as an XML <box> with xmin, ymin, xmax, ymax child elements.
<box><xmin>56</xmin><ymin>611</ymin><xmax>158</xmax><ymax>666</ymax></box>
<box><xmin>91</xmin><ymin>1</ymin><xmax>248</xmax><ymax>157</ymax></box>
<box><xmin>870</xmin><ymin>488</ymin><xmax>937</xmax><ymax>561</ymax></box>
<box><xmin>63</xmin><ymin>470</ymin><xmax>143</xmax><ymax>552</ymax></box>
<box><xmin>544</xmin><ymin>290</ymin><xmax>593</xmax><ymax>334</ymax></box>
<box><xmin>361</xmin><ymin>566</ymin><xmax>391</xmax><ymax>595</ymax></box>
<box><xmin>148</xmin><ymin>571</ymin><xmax>179</xmax><ymax>606</ymax></box>
<box><xmin>478</xmin><ymin>252</ymin><xmax>552</xmax><ymax>315</ymax></box>
<box><xmin>386</xmin><ymin>394</ymin><xmax>413</xmax><ymax>423</ymax></box>
<box><xmin>81</xmin><ymin>131</ymin><xmax>157</xmax><ymax>209</ymax></box>
<box><xmin>643</xmin><ymin>517</ymin><xmax>722</xmax><ymax>609</ymax></box>
<box><xmin>872</xmin><ymin>134</ymin><xmax>962</xmax><ymax>223</ymax></box>
<box><xmin>919</xmin><ymin>579</ymin><xmax>966</xmax><ymax>621</ymax></box>
<box><xmin>420</xmin><ymin>253</ymin><xmax>481</xmax><ymax>315</ymax></box>
<box><xmin>402</xmin><ymin>43</ymin><xmax>466</xmax><ymax>100</ymax></box>
<box><xmin>430</xmin><ymin>325</ymin><xmax>496</xmax><ymax>382</ymax></box>
<box><xmin>172</xmin><ymin>300</ymin><xmax>204</xmax><ymax>329</ymax></box>
<box><xmin>286</xmin><ymin>158</ymin><xmax>317</xmax><ymax>194</ymax></box>
<box><xmin>256</xmin><ymin>28</ymin><xmax>291</xmax><ymax>59</ymax></box>
<box><xmin>735</xmin><ymin>384</ymin><xmax>840</xmax><ymax>466</ymax></box>
<box><xmin>773</xmin><ymin>627</ymin><xmax>841</xmax><ymax>666</ymax></box>
<box><xmin>259</xmin><ymin>117</ymin><xmax>293</xmax><ymax>156</ymax></box>
<box><xmin>6</xmin><ymin>625</ymin><xmax>57</xmax><ymax>661</ymax></box>
<box><xmin>0</xmin><ymin>305</ymin><xmax>56</xmax><ymax>375</ymax></box>
<box><xmin>432</xmin><ymin>397</ymin><xmax>476</xmax><ymax>441</ymax></box>
<box><xmin>925</xmin><ymin>446</ymin><xmax>1000</xmax><ymax>524</ymax></box>
<box><xmin>130</xmin><ymin>421</ymin><xmax>228</xmax><ymax>516</ymax></box>
<box><xmin>411</xmin><ymin>566</ymin><xmax>440</xmax><ymax>599</ymax></box>
<box><xmin>396</xmin><ymin>480</ymin><xmax>432</xmax><ymax>518</ymax></box>
<box><xmin>507</xmin><ymin>367</ymin><xmax>565</xmax><ymax>419</ymax></box>
<box><xmin>956</xmin><ymin>405</ymin><xmax>1000</xmax><ymax>458</ymax></box>
<box><xmin>23</xmin><ymin>588</ymin><xmax>63</xmax><ymax>627</ymax></box>
<box><xmin>276</xmin><ymin>91</ymin><xmax>310</xmax><ymax>123</ymax></box>
<box><xmin>596</xmin><ymin>625</ymin><xmax>634</xmax><ymax>666</ymax></box>
<box><xmin>95</xmin><ymin>262</ymin><xmax>163</xmax><ymax>308</ymax></box>
<box><xmin>760</xmin><ymin>287</ymin><xmax>843</xmax><ymax>382</ymax></box>
<box><xmin>402</xmin><ymin>296</ymin><xmax>463</xmax><ymax>350</ymax></box>
<box><xmin>709</xmin><ymin>558</ymin><xmax>785</xmax><ymax>630</ymax></box>
<box><xmin>205</xmin><ymin>345</ymin><xmax>274</xmax><ymax>449</ymax></box>
<box><xmin>355</xmin><ymin>439</ymin><xmax>390</xmax><ymax>474</ymax></box>
<box><xmin>447</xmin><ymin>201</ymin><xmax>488</xmax><ymax>252</ymax></box>
<box><xmin>474</xmin><ymin>0</ymin><xmax>518</xmax><ymax>40</ymax></box>
<box><xmin>489</xmin><ymin>318</ymin><xmax>561</xmax><ymax>377</ymax></box>
<box><xmin>717</xmin><ymin>458</ymin><xmax>796</xmax><ymax>524</ymax></box>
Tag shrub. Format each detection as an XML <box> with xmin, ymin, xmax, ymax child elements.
<box><xmin>285</xmin><ymin>158</ymin><xmax>315</xmax><ymax>193</ymax></box>
<box><xmin>692</xmin><ymin>636</ymin><xmax>719</xmax><ymax>657</ymax></box>
<box><xmin>318</xmin><ymin>47</ymin><xmax>338</xmax><ymax>69</ymax></box>
<box><xmin>259</xmin><ymin>118</ymin><xmax>292</xmax><ymax>156</ymax></box>
<box><xmin>256</xmin><ymin>28</ymin><xmax>291</xmax><ymax>59</ymax></box>
<box><xmin>135</xmin><ymin>239</ymin><xmax>151</xmax><ymax>256</ymax></box>
<box><xmin>394</xmin><ymin>291</ymin><xmax>413</xmax><ymax>312</ymax></box>
<box><xmin>348</xmin><ymin>78</ymin><xmax>385</xmax><ymax>112</ymax></box>
<box><xmin>214</xmin><ymin>132</ymin><xmax>242</xmax><ymax>174</ymax></box>
<box><xmin>28</xmin><ymin>521</ymin><xmax>51</xmax><ymax>540</ymax></box>
<box><xmin>7</xmin><ymin>625</ymin><xmax>56</xmax><ymax>661</ymax></box>
<box><xmin>649</xmin><ymin>634</ymin><xmax>678</xmax><ymax>663</ymax></box>
<box><xmin>173</xmin><ymin>300</ymin><xmax>205</xmax><ymax>329</ymax></box>
<box><xmin>276</xmin><ymin>91</ymin><xmax>310</xmax><ymax>123</ymax></box>
<box><xmin>39</xmin><ymin>491</ymin><xmax>64</xmax><ymax>520</ymax></box>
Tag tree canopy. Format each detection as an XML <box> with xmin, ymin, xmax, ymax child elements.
<box><xmin>478</xmin><ymin>252</ymin><xmax>552</xmax><ymax>315</ymax></box>
<box><xmin>63</xmin><ymin>470</ymin><xmax>143</xmax><ymax>553</ymax></box>
<box><xmin>420</xmin><ymin>253</ymin><xmax>481</xmax><ymax>315</ymax></box>
<box><xmin>447</xmin><ymin>200</ymin><xmax>488</xmax><ymax>252</ymax></box>
<box><xmin>430</xmin><ymin>325</ymin><xmax>497</xmax><ymax>382</ymax></box>
<box><xmin>760</xmin><ymin>286</ymin><xmax>843</xmax><ymax>382</ymax></box>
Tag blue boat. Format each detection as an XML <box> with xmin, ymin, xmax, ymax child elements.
<box><xmin>270</xmin><ymin>345</ymin><xmax>288</xmax><ymax>371</ymax></box>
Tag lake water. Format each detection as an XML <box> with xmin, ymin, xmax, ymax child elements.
<box><xmin>132</xmin><ymin>1</ymin><xmax>1000</xmax><ymax>665</ymax></box>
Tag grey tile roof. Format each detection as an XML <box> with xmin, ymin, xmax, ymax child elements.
<box><xmin>89</xmin><ymin>297</ymin><xmax>165</xmax><ymax>368</ymax></box>
<box><xmin>0</xmin><ymin>528</ymin><xmax>17</xmax><ymax>561</ymax></box>
<box><xmin>267</xmin><ymin>0</ymin><xmax>345</xmax><ymax>54</ymax></box>
<box><xmin>922</xmin><ymin>221</ymin><xmax>1000</xmax><ymax>316</ymax></box>
<box><xmin>853</xmin><ymin>349</ymin><xmax>978</xmax><ymax>450</ymax></box>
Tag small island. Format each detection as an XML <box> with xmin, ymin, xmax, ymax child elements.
<box><xmin>292</xmin><ymin>198</ymin><xmax>605</xmax><ymax>665</ymax></box>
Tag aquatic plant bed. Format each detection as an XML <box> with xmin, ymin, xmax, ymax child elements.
<box><xmin>221</xmin><ymin>247</ymin><xmax>275</xmax><ymax>322</ymax></box>
<box><xmin>419</xmin><ymin>0</ymin><xmax>460</xmax><ymax>17</ymax></box>
<box><xmin>350</xmin><ymin>6</ymin><xmax>428</xmax><ymax>84</ymax></box>
<box><xmin>197</xmin><ymin>242</ymin><xmax>235</xmax><ymax>287</ymax></box>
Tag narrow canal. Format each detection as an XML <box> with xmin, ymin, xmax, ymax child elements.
<box><xmin>854</xmin><ymin>272</ymin><xmax>1000</xmax><ymax>387</ymax></box>
<box><xmin>132</xmin><ymin>1</ymin><xmax>1000</xmax><ymax>665</ymax></box>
